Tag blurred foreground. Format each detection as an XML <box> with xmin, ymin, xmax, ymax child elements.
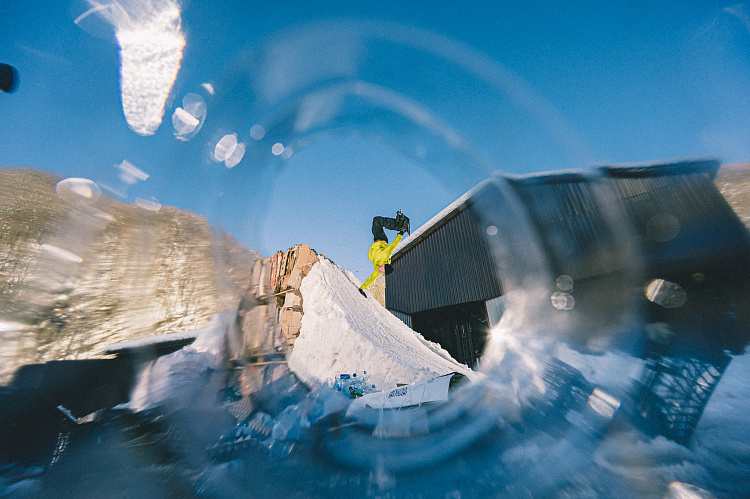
<box><xmin>1</xmin><ymin>162</ymin><xmax>749</xmax><ymax>498</ymax></box>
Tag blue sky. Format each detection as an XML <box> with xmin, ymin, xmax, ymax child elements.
<box><xmin>1</xmin><ymin>0</ymin><xmax>749</xmax><ymax>280</ymax></box>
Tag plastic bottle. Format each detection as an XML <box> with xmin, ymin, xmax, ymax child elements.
<box><xmin>352</xmin><ymin>371</ymin><xmax>367</xmax><ymax>391</ymax></box>
<box><xmin>334</xmin><ymin>374</ymin><xmax>351</xmax><ymax>394</ymax></box>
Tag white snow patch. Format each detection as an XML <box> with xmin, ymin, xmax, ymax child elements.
<box><xmin>127</xmin><ymin>310</ymin><xmax>235</xmax><ymax>411</ymax></box>
<box><xmin>288</xmin><ymin>258</ymin><xmax>478</xmax><ymax>391</ymax></box>
<box><xmin>550</xmin><ymin>347</ymin><xmax>750</xmax><ymax>498</ymax></box>
<box><xmin>553</xmin><ymin>344</ymin><xmax>645</xmax><ymax>397</ymax></box>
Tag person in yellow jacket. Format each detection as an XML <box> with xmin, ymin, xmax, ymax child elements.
<box><xmin>358</xmin><ymin>211</ymin><xmax>409</xmax><ymax>297</ymax></box>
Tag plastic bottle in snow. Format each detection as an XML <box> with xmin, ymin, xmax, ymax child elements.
<box><xmin>349</xmin><ymin>371</ymin><xmax>372</xmax><ymax>398</ymax></box>
<box><xmin>334</xmin><ymin>374</ymin><xmax>351</xmax><ymax>393</ymax></box>
<box><xmin>353</xmin><ymin>371</ymin><xmax>367</xmax><ymax>388</ymax></box>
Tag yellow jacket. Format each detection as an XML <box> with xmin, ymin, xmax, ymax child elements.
<box><xmin>359</xmin><ymin>233</ymin><xmax>403</xmax><ymax>290</ymax></box>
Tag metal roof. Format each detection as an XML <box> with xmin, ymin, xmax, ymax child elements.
<box><xmin>385</xmin><ymin>157</ymin><xmax>736</xmax><ymax>320</ymax></box>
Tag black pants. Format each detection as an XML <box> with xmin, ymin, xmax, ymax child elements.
<box><xmin>372</xmin><ymin>216</ymin><xmax>399</xmax><ymax>243</ymax></box>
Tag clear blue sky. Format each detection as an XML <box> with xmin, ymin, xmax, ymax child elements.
<box><xmin>1</xmin><ymin>0</ymin><xmax>749</xmax><ymax>280</ymax></box>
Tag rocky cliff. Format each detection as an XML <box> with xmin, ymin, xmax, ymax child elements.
<box><xmin>0</xmin><ymin>168</ymin><xmax>256</xmax><ymax>382</ymax></box>
<box><xmin>715</xmin><ymin>162</ymin><xmax>750</xmax><ymax>231</ymax></box>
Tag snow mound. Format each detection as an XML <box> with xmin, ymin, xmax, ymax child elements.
<box><xmin>288</xmin><ymin>259</ymin><xmax>478</xmax><ymax>390</ymax></box>
<box><xmin>127</xmin><ymin>310</ymin><xmax>236</xmax><ymax>411</ymax></box>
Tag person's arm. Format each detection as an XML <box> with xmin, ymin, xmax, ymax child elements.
<box><xmin>384</xmin><ymin>233</ymin><xmax>403</xmax><ymax>257</ymax></box>
<box><xmin>359</xmin><ymin>270</ymin><xmax>381</xmax><ymax>291</ymax></box>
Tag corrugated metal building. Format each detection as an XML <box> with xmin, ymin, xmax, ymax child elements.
<box><xmin>386</xmin><ymin>192</ymin><xmax>503</xmax><ymax>368</ymax></box>
<box><xmin>386</xmin><ymin>159</ymin><xmax>750</xmax><ymax>368</ymax></box>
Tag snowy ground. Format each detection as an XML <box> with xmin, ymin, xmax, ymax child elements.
<box><xmin>285</xmin><ymin>258</ymin><xmax>750</xmax><ymax>497</ymax></box>
<box><xmin>7</xmin><ymin>259</ymin><xmax>748</xmax><ymax>498</ymax></box>
<box><xmin>499</xmin><ymin>341</ymin><xmax>750</xmax><ymax>498</ymax></box>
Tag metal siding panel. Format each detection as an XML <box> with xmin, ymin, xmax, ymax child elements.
<box><xmin>400</xmin><ymin>252</ymin><xmax>408</xmax><ymax>312</ymax></box>
<box><xmin>515</xmin><ymin>178</ymin><xmax>616</xmax><ymax>281</ymax></box>
<box><xmin>445</xmin><ymin>216</ymin><xmax>459</xmax><ymax>305</ymax></box>
<box><xmin>389</xmin><ymin>195</ymin><xmax>504</xmax><ymax>314</ymax></box>
<box><xmin>432</xmin><ymin>229</ymin><xmax>443</xmax><ymax>309</ymax></box>
<box><xmin>422</xmin><ymin>249</ymin><xmax>428</xmax><ymax>310</ymax></box>
<box><xmin>481</xmin><ymin>233</ymin><xmax>498</xmax><ymax>296</ymax></box>
<box><xmin>437</xmin><ymin>225</ymin><xmax>449</xmax><ymax>307</ymax></box>
<box><xmin>431</xmin><ymin>230</ymin><xmax>441</xmax><ymax>310</ymax></box>
<box><xmin>433</xmin><ymin>225</ymin><xmax>443</xmax><ymax>306</ymax></box>
<box><xmin>476</xmin><ymin>216</ymin><xmax>492</xmax><ymax>299</ymax></box>
<box><xmin>451</xmin><ymin>212</ymin><xmax>467</xmax><ymax>305</ymax></box>
<box><xmin>401</xmin><ymin>250</ymin><xmax>410</xmax><ymax>312</ymax></box>
<box><xmin>400</xmin><ymin>249</ymin><xmax>410</xmax><ymax>312</ymax></box>
<box><xmin>420</xmin><ymin>238</ymin><xmax>429</xmax><ymax>311</ymax></box>
<box><xmin>465</xmin><ymin>213</ymin><xmax>481</xmax><ymax>301</ymax></box>
<box><xmin>423</xmin><ymin>233</ymin><xmax>432</xmax><ymax>311</ymax></box>
<box><xmin>420</xmin><ymin>236</ymin><xmax>432</xmax><ymax>311</ymax></box>
<box><xmin>474</xmin><ymin>223</ymin><xmax>490</xmax><ymax>300</ymax></box>
<box><xmin>464</xmin><ymin>214</ymin><xmax>479</xmax><ymax>302</ymax></box>
<box><xmin>456</xmin><ymin>216</ymin><xmax>467</xmax><ymax>302</ymax></box>
<box><xmin>460</xmin><ymin>215</ymin><xmax>473</xmax><ymax>303</ymax></box>
<box><xmin>389</xmin><ymin>309</ymin><xmax>412</xmax><ymax>329</ymax></box>
<box><xmin>414</xmin><ymin>234</ymin><xmax>424</xmax><ymax>311</ymax></box>
<box><xmin>458</xmin><ymin>216</ymin><xmax>470</xmax><ymax>302</ymax></box>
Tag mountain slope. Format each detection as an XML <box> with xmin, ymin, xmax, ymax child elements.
<box><xmin>0</xmin><ymin>167</ymin><xmax>255</xmax><ymax>382</ymax></box>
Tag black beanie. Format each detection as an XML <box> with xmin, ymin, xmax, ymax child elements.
<box><xmin>383</xmin><ymin>264</ymin><xmax>394</xmax><ymax>275</ymax></box>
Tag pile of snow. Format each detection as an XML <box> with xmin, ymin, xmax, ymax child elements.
<box><xmin>288</xmin><ymin>258</ymin><xmax>478</xmax><ymax>390</ymax></box>
<box><xmin>126</xmin><ymin>310</ymin><xmax>235</xmax><ymax>411</ymax></box>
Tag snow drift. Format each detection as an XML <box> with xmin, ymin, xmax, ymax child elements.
<box><xmin>288</xmin><ymin>258</ymin><xmax>477</xmax><ymax>390</ymax></box>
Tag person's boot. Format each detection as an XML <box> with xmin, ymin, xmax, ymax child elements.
<box><xmin>396</xmin><ymin>210</ymin><xmax>410</xmax><ymax>235</ymax></box>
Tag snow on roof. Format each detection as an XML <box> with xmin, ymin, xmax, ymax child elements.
<box><xmin>504</xmin><ymin>168</ymin><xmax>596</xmax><ymax>181</ymax></box>
<box><xmin>393</xmin><ymin>178</ymin><xmax>492</xmax><ymax>257</ymax></box>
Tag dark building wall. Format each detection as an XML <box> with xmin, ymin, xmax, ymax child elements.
<box><xmin>386</xmin><ymin>158</ymin><xmax>750</xmax><ymax>358</ymax></box>
<box><xmin>386</xmin><ymin>205</ymin><xmax>502</xmax><ymax>315</ymax></box>
<box><xmin>503</xmin><ymin>170</ymin><xmax>641</xmax><ymax>346</ymax></box>
<box><xmin>507</xmin><ymin>171</ymin><xmax>630</xmax><ymax>281</ymax></box>
<box><xmin>602</xmin><ymin>161</ymin><xmax>750</xmax><ymax>355</ymax></box>
<box><xmin>602</xmin><ymin>161</ymin><xmax>746</xmax><ymax>274</ymax></box>
<box><xmin>410</xmin><ymin>301</ymin><xmax>490</xmax><ymax>369</ymax></box>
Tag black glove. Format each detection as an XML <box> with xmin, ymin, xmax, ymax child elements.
<box><xmin>358</xmin><ymin>288</ymin><xmax>367</xmax><ymax>298</ymax></box>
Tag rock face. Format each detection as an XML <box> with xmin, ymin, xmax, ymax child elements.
<box><xmin>0</xmin><ymin>168</ymin><xmax>256</xmax><ymax>382</ymax></box>
<box><xmin>715</xmin><ymin>162</ymin><xmax>750</xmax><ymax>231</ymax></box>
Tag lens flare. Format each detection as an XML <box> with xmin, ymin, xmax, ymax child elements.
<box><xmin>77</xmin><ymin>0</ymin><xmax>186</xmax><ymax>136</ymax></box>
